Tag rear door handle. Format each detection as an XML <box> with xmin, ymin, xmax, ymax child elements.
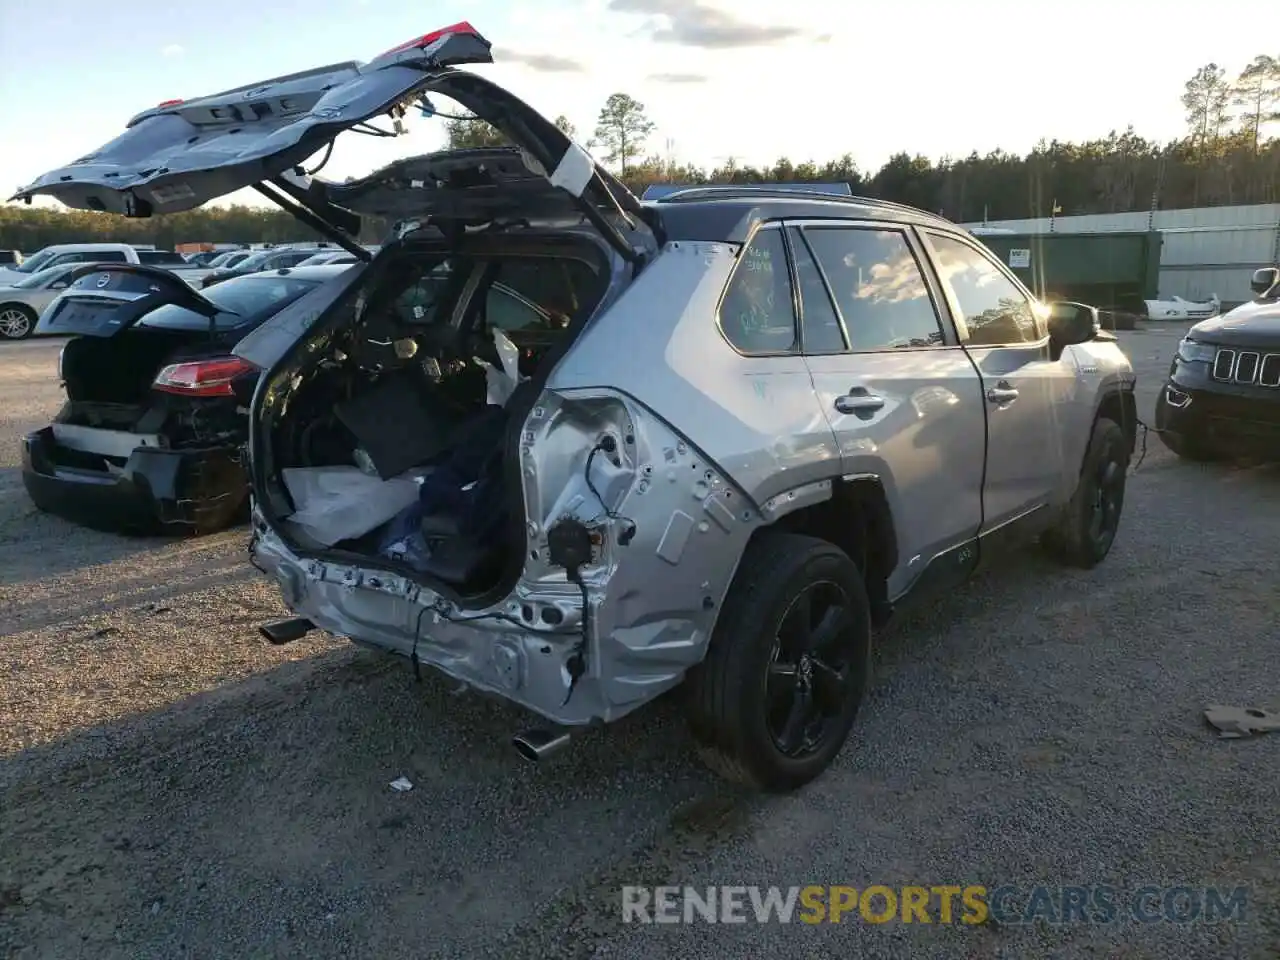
<box><xmin>834</xmin><ymin>392</ymin><xmax>886</xmax><ymax>415</ymax></box>
<box><xmin>986</xmin><ymin>386</ymin><xmax>1019</xmax><ymax>405</ymax></box>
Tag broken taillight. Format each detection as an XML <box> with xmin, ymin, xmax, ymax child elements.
<box><xmin>153</xmin><ymin>356</ymin><xmax>257</xmax><ymax>397</ymax></box>
<box><xmin>376</xmin><ymin>21</ymin><xmax>478</xmax><ymax>58</ymax></box>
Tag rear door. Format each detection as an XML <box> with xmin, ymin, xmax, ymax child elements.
<box><xmin>919</xmin><ymin>230</ymin><xmax>1072</xmax><ymax>539</ymax></box>
<box><xmin>786</xmin><ymin>220</ymin><xmax>987</xmax><ymax>598</ymax></box>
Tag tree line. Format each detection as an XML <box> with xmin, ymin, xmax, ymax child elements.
<box><xmin>3</xmin><ymin>55</ymin><xmax>1277</xmax><ymax>250</ymax></box>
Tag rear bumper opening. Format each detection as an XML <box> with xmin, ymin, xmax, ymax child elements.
<box><xmin>21</xmin><ymin>426</ymin><xmax>247</xmax><ymax>533</ymax></box>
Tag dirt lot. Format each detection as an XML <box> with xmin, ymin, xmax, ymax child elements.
<box><xmin>1</xmin><ymin>330</ymin><xmax>1277</xmax><ymax>960</ymax></box>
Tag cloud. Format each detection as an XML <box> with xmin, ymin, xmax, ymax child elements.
<box><xmin>607</xmin><ymin>0</ymin><xmax>812</xmax><ymax>49</ymax></box>
<box><xmin>648</xmin><ymin>72</ymin><xmax>709</xmax><ymax>84</ymax></box>
<box><xmin>161</xmin><ymin>44</ymin><xmax>184</xmax><ymax>59</ymax></box>
<box><xmin>492</xmin><ymin>48</ymin><xmax>586</xmax><ymax>73</ymax></box>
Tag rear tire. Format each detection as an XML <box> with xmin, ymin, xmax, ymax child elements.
<box><xmin>0</xmin><ymin>304</ymin><xmax>36</xmax><ymax>340</ymax></box>
<box><xmin>684</xmin><ymin>532</ymin><xmax>872</xmax><ymax>792</ymax></box>
<box><xmin>1042</xmin><ymin>417</ymin><xmax>1129</xmax><ymax>569</ymax></box>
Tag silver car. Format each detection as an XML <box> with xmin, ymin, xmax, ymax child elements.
<box><xmin>0</xmin><ymin>263</ymin><xmax>83</xmax><ymax>339</ymax></box>
<box><xmin>16</xmin><ymin>24</ymin><xmax>1138</xmax><ymax>791</ymax></box>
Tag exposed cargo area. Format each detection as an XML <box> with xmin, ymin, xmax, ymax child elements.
<box><xmin>258</xmin><ymin>229</ymin><xmax>612</xmax><ymax>596</ymax></box>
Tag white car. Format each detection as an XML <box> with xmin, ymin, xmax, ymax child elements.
<box><xmin>0</xmin><ymin>263</ymin><xmax>84</xmax><ymax>339</ymax></box>
<box><xmin>0</xmin><ymin>243</ymin><xmax>213</xmax><ymax>287</ymax></box>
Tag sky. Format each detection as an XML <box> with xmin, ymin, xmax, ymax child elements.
<box><xmin>0</xmin><ymin>0</ymin><xmax>1269</xmax><ymax>211</ymax></box>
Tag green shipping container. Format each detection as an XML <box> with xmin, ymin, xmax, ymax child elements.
<box><xmin>974</xmin><ymin>231</ymin><xmax>1162</xmax><ymax>314</ymax></box>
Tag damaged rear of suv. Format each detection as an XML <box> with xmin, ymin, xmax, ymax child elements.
<box><xmin>19</xmin><ymin>23</ymin><xmax>1136</xmax><ymax>791</ymax></box>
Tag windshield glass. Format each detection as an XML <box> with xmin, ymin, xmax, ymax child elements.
<box><xmin>10</xmin><ymin>265</ymin><xmax>73</xmax><ymax>289</ymax></box>
<box><xmin>211</xmin><ymin>251</ymin><xmax>252</xmax><ymax>269</ymax></box>
<box><xmin>137</xmin><ymin>250</ymin><xmax>187</xmax><ymax>265</ymax></box>
<box><xmin>233</xmin><ymin>250</ymin><xmax>283</xmax><ymax>271</ymax></box>
<box><xmin>138</xmin><ymin>274</ymin><xmax>320</xmax><ymax>331</ymax></box>
<box><xmin>12</xmin><ymin>249</ymin><xmax>57</xmax><ymax>273</ymax></box>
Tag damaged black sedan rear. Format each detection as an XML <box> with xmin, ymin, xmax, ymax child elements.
<box><xmin>22</xmin><ymin>262</ymin><xmax>353</xmax><ymax>534</ymax></box>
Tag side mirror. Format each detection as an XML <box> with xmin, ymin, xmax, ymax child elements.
<box><xmin>1250</xmin><ymin>267</ymin><xmax>1279</xmax><ymax>298</ymax></box>
<box><xmin>1046</xmin><ymin>301</ymin><xmax>1099</xmax><ymax>352</ymax></box>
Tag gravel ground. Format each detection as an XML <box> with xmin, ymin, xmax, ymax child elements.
<box><xmin>1</xmin><ymin>329</ymin><xmax>1277</xmax><ymax>960</ymax></box>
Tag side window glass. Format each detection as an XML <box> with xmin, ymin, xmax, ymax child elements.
<box><xmin>486</xmin><ymin>286</ymin><xmax>546</xmax><ymax>331</ymax></box>
<box><xmin>802</xmin><ymin>227</ymin><xmax>944</xmax><ymax>351</ymax></box>
<box><xmin>719</xmin><ymin>227</ymin><xmax>797</xmax><ymax>355</ymax></box>
<box><xmin>93</xmin><ymin>251</ymin><xmax>128</xmax><ymax>263</ymax></box>
<box><xmin>788</xmin><ymin>227</ymin><xmax>846</xmax><ymax>353</ymax></box>
<box><xmin>927</xmin><ymin>233</ymin><xmax>1038</xmax><ymax>346</ymax></box>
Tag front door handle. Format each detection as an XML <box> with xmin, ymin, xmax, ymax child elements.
<box><xmin>834</xmin><ymin>392</ymin><xmax>886</xmax><ymax>415</ymax></box>
<box><xmin>986</xmin><ymin>385</ymin><xmax>1019</xmax><ymax>405</ymax></box>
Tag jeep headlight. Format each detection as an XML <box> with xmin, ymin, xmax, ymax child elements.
<box><xmin>1175</xmin><ymin>338</ymin><xmax>1215</xmax><ymax>363</ymax></box>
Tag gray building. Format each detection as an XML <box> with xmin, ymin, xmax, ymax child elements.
<box><xmin>962</xmin><ymin>203</ymin><xmax>1280</xmax><ymax>307</ymax></box>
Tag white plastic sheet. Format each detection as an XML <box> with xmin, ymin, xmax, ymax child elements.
<box><xmin>282</xmin><ymin>466</ymin><xmax>422</xmax><ymax>546</ymax></box>
<box><xmin>480</xmin><ymin>328</ymin><xmax>524</xmax><ymax>406</ymax></box>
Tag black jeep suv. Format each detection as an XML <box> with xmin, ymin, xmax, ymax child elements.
<box><xmin>1156</xmin><ymin>266</ymin><xmax>1280</xmax><ymax>461</ymax></box>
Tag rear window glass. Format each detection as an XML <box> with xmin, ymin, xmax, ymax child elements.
<box><xmin>138</xmin><ymin>275</ymin><xmax>319</xmax><ymax>331</ymax></box>
<box><xmin>136</xmin><ymin>250</ymin><xmax>187</xmax><ymax>265</ymax></box>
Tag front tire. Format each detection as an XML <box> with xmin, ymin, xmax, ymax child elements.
<box><xmin>1042</xmin><ymin>416</ymin><xmax>1129</xmax><ymax>568</ymax></box>
<box><xmin>0</xmin><ymin>304</ymin><xmax>36</xmax><ymax>340</ymax></box>
<box><xmin>685</xmin><ymin>532</ymin><xmax>872</xmax><ymax>792</ymax></box>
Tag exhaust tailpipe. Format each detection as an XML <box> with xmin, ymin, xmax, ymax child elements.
<box><xmin>260</xmin><ymin>617</ymin><xmax>315</xmax><ymax>645</ymax></box>
<box><xmin>512</xmin><ymin>728</ymin><xmax>572</xmax><ymax>763</ymax></box>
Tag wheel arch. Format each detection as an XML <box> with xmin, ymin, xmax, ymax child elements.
<box><xmin>1095</xmin><ymin>386</ymin><xmax>1138</xmax><ymax>457</ymax></box>
<box><xmin>740</xmin><ymin>474</ymin><xmax>898</xmax><ymax>626</ymax></box>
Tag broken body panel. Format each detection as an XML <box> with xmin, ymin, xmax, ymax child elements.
<box><xmin>10</xmin><ymin>25</ymin><xmax>714</xmax><ymax>725</ymax></box>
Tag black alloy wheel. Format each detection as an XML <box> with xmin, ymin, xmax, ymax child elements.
<box><xmin>765</xmin><ymin>580</ymin><xmax>860</xmax><ymax>759</ymax></box>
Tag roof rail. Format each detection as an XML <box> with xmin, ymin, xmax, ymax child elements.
<box><xmin>652</xmin><ymin>185</ymin><xmax>951</xmax><ymax>223</ymax></box>
<box><xmin>655</xmin><ymin>185</ymin><xmax>848</xmax><ymax>204</ymax></box>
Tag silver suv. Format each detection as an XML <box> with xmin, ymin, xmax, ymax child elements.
<box><xmin>16</xmin><ymin>25</ymin><xmax>1138</xmax><ymax>791</ymax></box>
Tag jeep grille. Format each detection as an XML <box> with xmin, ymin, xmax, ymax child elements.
<box><xmin>1212</xmin><ymin>348</ymin><xmax>1280</xmax><ymax>388</ymax></box>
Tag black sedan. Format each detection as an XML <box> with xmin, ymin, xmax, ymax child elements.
<box><xmin>1155</xmin><ymin>267</ymin><xmax>1280</xmax><ymax>462</ymax></box>
<box><xmin>22</xmin><ymin>262</ymin><xmax>353</xmax><ymax>534</ymax></box>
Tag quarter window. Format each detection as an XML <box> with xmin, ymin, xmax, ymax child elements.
<box><xmin>926</xmin><ymin>233</ymin><xmax>1039</xmax><ymax>346</ymax></box>
<box><xmin>719</xmin><ymin>227</ymin><xmax>797</xmax><ymax>355</ymax></box>
<box><xmin>800</xmin><ymin>227</ymin><xmax>945</xmax><ymax>351</ymax></box>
